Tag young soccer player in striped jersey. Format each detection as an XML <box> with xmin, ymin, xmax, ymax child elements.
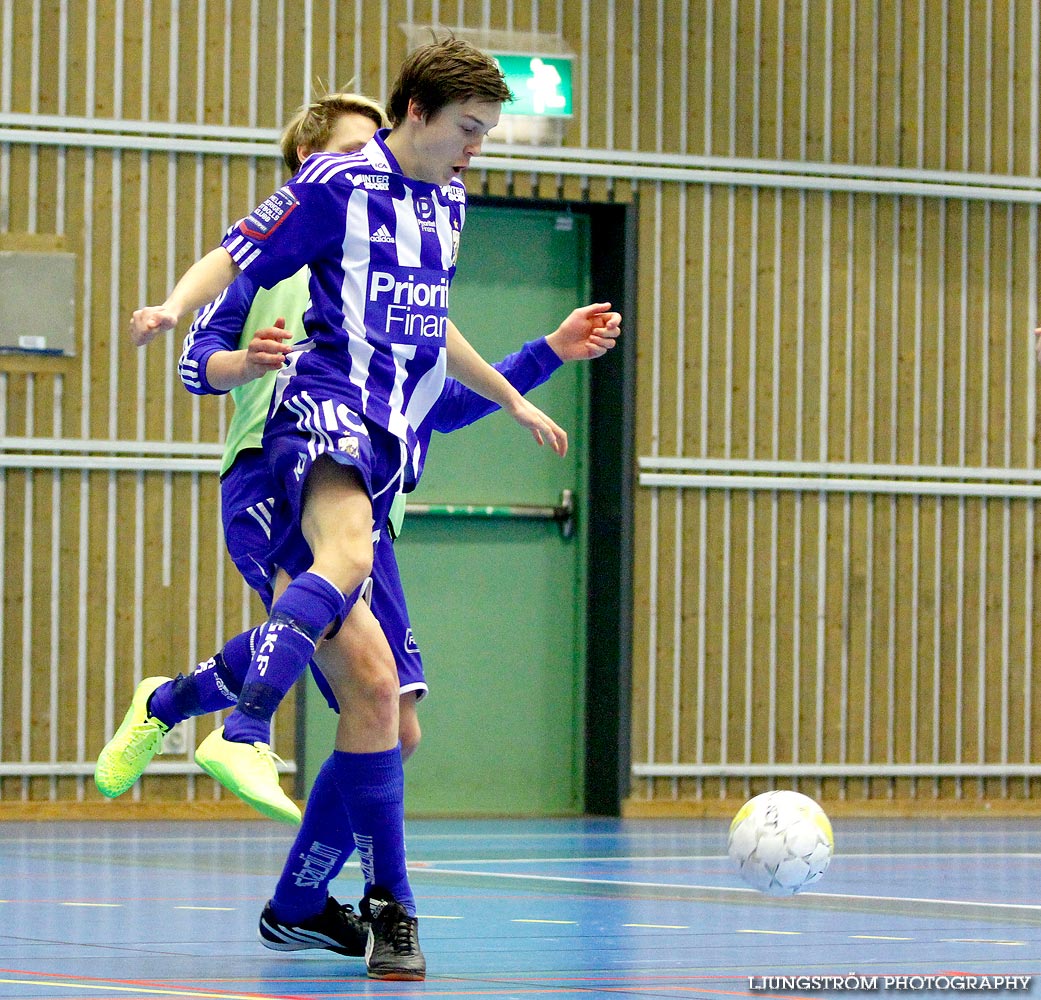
<box><xmin>103</xmin><ymin>84</ymin><xmax>619</xmax><ymax>976</ymax></box>
<box><xmin>127</xmin><ymin>39</ymin><xmax>600</xmax><ymax>979</ymax></box>
<box><xmin>101</xmin><ymin>297</ymin><xmax>616</xmax><ymax>968</ymax></box>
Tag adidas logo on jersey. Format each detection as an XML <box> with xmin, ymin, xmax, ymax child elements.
<box><xmin>370</xmin><ymin>224</ymin><xmax>394</xmax><ymax>243</ymax></box>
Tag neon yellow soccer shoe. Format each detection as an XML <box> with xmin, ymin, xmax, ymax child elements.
<box><xmin>94</xmin><ymin>676</ymin><xmax>172</xmax><ymax>798</ymax></box>
<box><xmin>194</xmin><ymin>726</ymin><xmax>301</xmax><ymax>825</ymax></box>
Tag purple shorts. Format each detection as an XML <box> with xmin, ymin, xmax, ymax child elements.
<box><xmin>263</xmin><ymin>389</ymin><xmax>406</xmax><ymax>583</ymax></box>
<box><xmin>219</xmin><ymin>451</ymin><xmax>291</xmax><ymax>610</ymax></box>
<box><xmin>219</xmin><ymin>449</ymin><xmax>426</xmax><ymax>706</ymax></box>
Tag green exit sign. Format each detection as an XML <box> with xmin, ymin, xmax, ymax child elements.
<box><xmin>493</xmin><ymin>53</ymin><xmax>574</xmax><ymax>117</ymax></box>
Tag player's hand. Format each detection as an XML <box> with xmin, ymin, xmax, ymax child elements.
<box><xmin>545</xmin><ymin>302</ymin><xmax>621</xmax><ymax>362</ymax></box>
<box><xmin>129</xmin><ymin>306</ymin><xmax>178</xmax><ymax>346</ymax></box>
<box><xmin>1034</xmin><ymin>327</ymin><xmax>1041</xmax><ymax>367</ymax></box>
<box><xmin>505</xmin><ymin>395</ymin><xmax>568</xmax><ymax>457</ymax></box>
<box><xmin>242</xmin><ymin>318</ymin><xmax>294</xmax><ymax>380</ymax></box>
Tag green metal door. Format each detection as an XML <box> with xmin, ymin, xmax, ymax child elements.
<box><xmin>302</xmin><ymin>204</ymin><xmax>591</xmax><ymax>816</ymax></box>
<box><xmin>400</xmin><ymin>205</ymin><xmax>590</xmax><ymax>815</ymax></box>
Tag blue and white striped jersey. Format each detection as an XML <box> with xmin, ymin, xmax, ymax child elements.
<box><xmin>220</xmin><ymin>129</ymin><xmax>466</xmax><ymax>485</ymax></box>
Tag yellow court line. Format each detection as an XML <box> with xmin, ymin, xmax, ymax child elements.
<box><xmin>60</xmin><ymin>902</ymin><xmax>122</xmax><ymax>908</ymax></box>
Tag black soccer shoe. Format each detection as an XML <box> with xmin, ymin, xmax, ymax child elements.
<box><xmin>258</xmin><ymin>895</ymin><xmax>367</xmax><ymax>957</ymax></box>
<box><xmin>360</xmin><ymin>887</ymin><xmax>426</xmax><ymax>981</ymax></box>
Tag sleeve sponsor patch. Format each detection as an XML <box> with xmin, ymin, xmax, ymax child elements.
<box><xmin>238</xmin><ymin>188</ymin><xmax>299</xmax><ymax>240</ymax></box>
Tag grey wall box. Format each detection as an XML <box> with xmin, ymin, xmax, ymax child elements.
<box><xmin>0</xmin><ymin>251</ymin><xmax>77</xmax><ymax>355</ymax></box>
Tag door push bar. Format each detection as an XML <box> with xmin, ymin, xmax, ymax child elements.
<box><xmin>405</xmin><ymin>488</ymin><xmax>576</xmax><ymax>539</ymax></box>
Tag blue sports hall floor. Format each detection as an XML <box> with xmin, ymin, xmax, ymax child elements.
<box><xmin>0</xmin><ymin>816</ymin><xmax>1038</xmax><ymax>999</ymax></box>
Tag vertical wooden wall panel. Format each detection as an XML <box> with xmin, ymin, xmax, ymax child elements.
<box><xmin>630</xmin><ymin>1</ymin><xmax>1041</xmax><ymax>812</ymax></box>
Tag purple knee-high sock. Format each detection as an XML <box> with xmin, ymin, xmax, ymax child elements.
<box><xmin>147</xmin><ymin>626</ymin><xmax>260</xmax><ymax>729</ymax></box>
<box><xmin>270</xmin><ymin>755</ymin><xmax>355</xmax><ymax>922</ymax></box>
<box><xmin>332</xmin><ymin>745</ymin><xmax>414</xmax><ymax>915</ymax></box>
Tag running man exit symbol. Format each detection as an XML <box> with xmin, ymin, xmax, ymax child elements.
<box><xmin>492</xmin><ymin>54</ymin><xmax>574</xmax><ymax>117</ymax></box>
<box><xmin>527</xmin><ymin>58</ymin><xmax>566</xmax><ymax>114</ymax></box>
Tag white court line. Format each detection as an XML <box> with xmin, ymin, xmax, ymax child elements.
<box><xmin>16</xmin><ymin>834</ymin><xmax>1041</xmax><ymax>855</ymax></box>
<box><xmin>60</xmin><ymin>901</ymin><xmax>122</xmax><ymax>908</ymax></box>
<box><xmin>624</xmin><ymin>922</ymin><xmax>690</xmax><ymax>929</ymax></box>
<box><xmin>405</xmin><ymin>853</ymin><xmax>724</xmax><ymax>861</ymax></box>
<box><xmin>15</xmin><ymin>840</ymin><xmax>1041</xmax><ymax>864</ymax></box>
<box><xmin>512</xmin><ymin>918</ymin><xmax>578</xmax><ymax>925</ymax></box>
<box><xmin>411</xmin><ymin>865</ymin><xmax>1041</xmax><ymax>913</ymax></box>
<box><xmin>0</xmin><ymin>979</ymin><xmax>272</xmax><ymax>999</ymax></box>
<box><xmin>942</xmin><ymin>938</ymin><xmax>1027</xmax><ymax>946</ymax></box>
<box><xmin>16</xmin><ymin>844</ymin><xmax>1041</xmax><ymax>868</ymax></box>
<box><xmin>817</xmin><ymin>851</ymin><xmax>1041</xmax><ymax>860</ymax></box>
<box><xmin>810</xmin><ymin>890</ymin><xmax>1041</xmax><ymax>912</ymax></box>
<box><xmin>414</xmin><ymin>850</ymin><xmax>1041</xmax><ymax>864</ymax></box>
<box><xmin>5</xmin><ymin>830</ymin><xmax>731</xmax><ymax>846</ymax></box>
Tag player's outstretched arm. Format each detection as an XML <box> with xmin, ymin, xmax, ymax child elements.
<box><xmin>446</xmin><ymin>322</ymin><xmax>568</xmax><ymax>456</ymax></box>
<box><xmin>129</xmin><ymin>247</ymin><xmax>241</xmax><ymax>347</ymax></box>
<box><xmin>544</xmin><ymin>302</ymin><xmax>621</xmax><ymax>361</ymax></box>
<box><xmin>433</xmin><ymin>304</ymin><xmax>622</xmax><ymax>434</ymax></box>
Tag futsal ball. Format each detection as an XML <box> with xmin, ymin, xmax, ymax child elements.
<box><xmin>727</xmin><ymin>790</ymin><xmax>834</xmax><ymax>896</ymax></box>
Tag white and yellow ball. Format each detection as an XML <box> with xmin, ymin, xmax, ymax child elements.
<box><xmin>727</xmin><ymin>790</ymin><xmax>834</xmax><ymax>896</ymax></box>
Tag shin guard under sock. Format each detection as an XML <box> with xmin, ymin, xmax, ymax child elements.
<box><xmin>223</xmin><ymin>572</ymin><xmax>347</xmax><ymax>745</ymax></box>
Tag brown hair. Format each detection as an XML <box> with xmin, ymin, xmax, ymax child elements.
<box><xmin>387</xmin><ymin>37</ymin><xmax>513</xmax><ymax>127</ymax></box>
<box><xmin>279</xmin><ymin>92</ymin><xmax>387</xmax><ymax>173</ymax></box>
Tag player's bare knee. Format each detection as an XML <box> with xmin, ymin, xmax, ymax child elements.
<box><xmin>302</xmin><ymin>459</ymin><xmax>375</xmax><ymax>591</ymax></box>
<box><xmin>312</xmin><ymin>537</ymin><xmax>373</xmax><ymax>596</ymax></box>
<box><xmin>368</xmin><ymin>664</ymin><xmax>400</xmax><ymax>711</ymax></box>
<box><xmin>339</xmin><ymin>540</ymin><xmax>374</xmax><ymax>594</ymax></box>
<box><xmin>347</xmin><ymin>643</ymin><xmax>398</xmax><ymax>705</ymax></box>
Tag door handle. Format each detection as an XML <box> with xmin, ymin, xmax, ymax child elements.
<box><xmin>405</xmin><ymin>488</ymin><xmax>576</xmax><ymax>538</ymax></box>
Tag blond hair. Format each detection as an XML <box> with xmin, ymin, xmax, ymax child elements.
<box><xmin>279</xmin><ymin>93</ymin><xmax>387</xmax><ymax>173</ymax></box>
